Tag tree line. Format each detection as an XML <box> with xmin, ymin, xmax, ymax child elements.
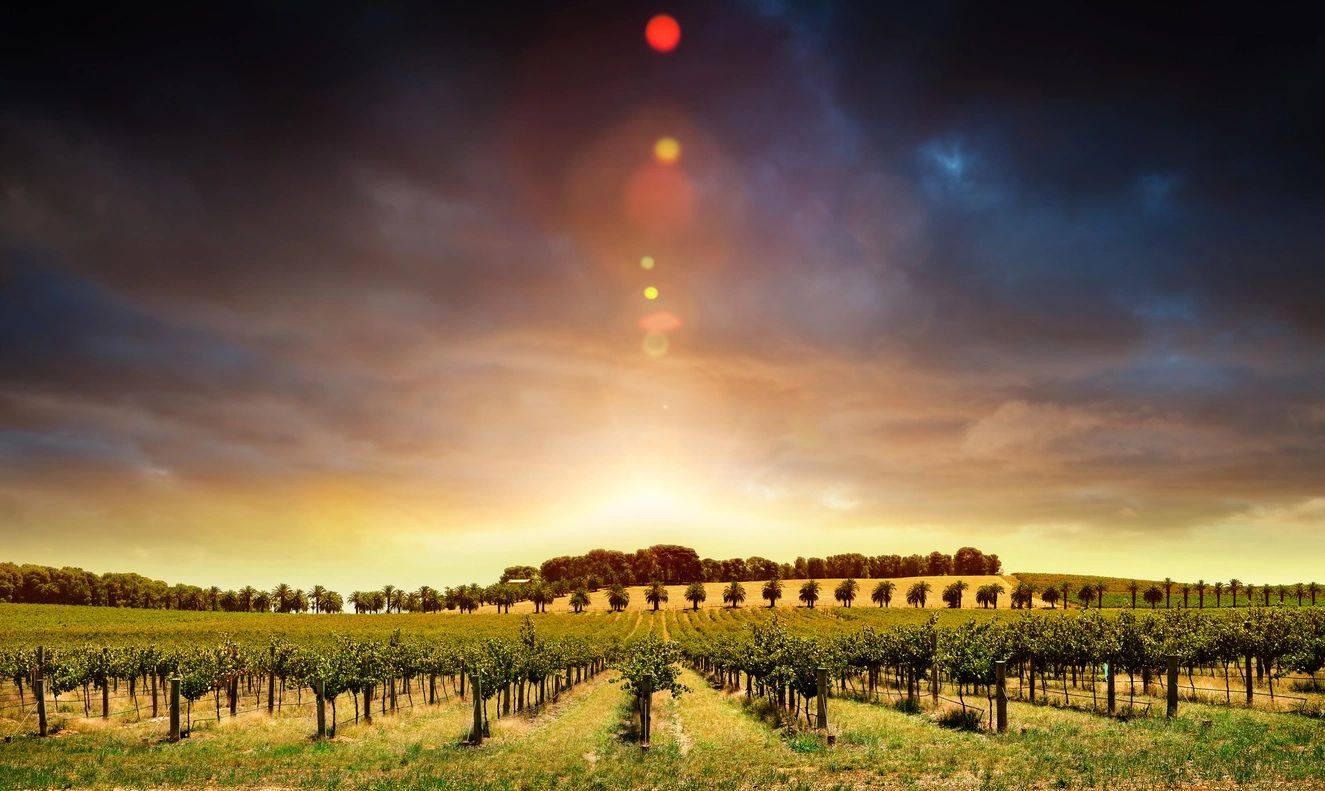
<box><xmin>532</xmin><ymin>544</ymin><xmax>1002</xmax><ymax>588</ymax></box>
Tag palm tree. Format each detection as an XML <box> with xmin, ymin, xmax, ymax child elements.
<box><xmin>1163</xmin><ymin>577</ymin><xmax>1173</xmax><ymax>608</ymax></box>
<box><xmin>723</xmin><ymin>581</ymin><xmax>746</xmax><ymax>608</ymax></box>
<box><xmin>1296</xmin><ymin>583</ymin><xmax>1305</xmax><ymax>607</ymax></box>
<box><xmin>684</xmin><ymin>582</ymin><xmax>707</xmax><ymax>611</ymax></box>
<box><xmin>1228</xmin><ymin>579</ymin><xmax>1241</xmax><ymax>608</ymax></box>
<box><xmin>1012</xmin><ymin>583</ymin><xmax>1036</xmax><ymax>609</ymax></box>
<box><xmin>1311</xmin><ymin>582</ymin><xmax>1320</xmax><ymax>607</ymax></box>
<box><xmin>208</xmin><ymin>586</ymin><xmax>221</xmax><ymax>611</ymax></box>
<box><xmin>382</xmin><ymin>584</ymin><xmax>397</xmax><ymax>614</ymax></box>
<box><xmin>1277</xmin><ymin>585</ymin><xmax>1286</xmax><ymax>606</ymax></box>
<box><xmin>976</xmin><ymin>583</ymin><xmax>1004</xmax><ymax>609</ymax></box>
<box><xmin>1127</xmin><ymin>580</ymin><xmax>1139</xmax><ymax>609</ymax></box>
<box><xmin>871</xmin><ymin>580</ymin><xmax>896</xmax><ymax>608</ymax></box>
<box><xmin>1214</xmin><ymin>581</ymin><xmax>1224</xmax><ymax>607</ymax></box>
<box><xmin>272</xmin><ymin>583</ymin><xmax>293</xmax><ymax>613</ymax></box>
<box><xmin>1245</xmin><ymin>583</ymin><xmax>1255</xmax><ymax>607</ymax></box>
<box><xmin>1060</xmin><ymin>582</ymin><xmax>1072</xmax><ymax>609</ymax></box>
<box><xmin>1096</xmin><ymin>585</ymin><xmax>1104</xmax><ymax>609</ymax></box>
<box><xmin>1077</xmin><ymin>584</ymin><xmax>1094</xmax><ymax>609</ymax></box>
<box><xmin>310</xmin><ymin>585</ymin><xmax>327</xmax><ymax>614</ymax></box>
<box><xmin>240</xmin><ymin>585</ymin><xmax>257</xmax><ymax>612</ymax></box>
<box><xmin>942</xmin><ymin>579</ymin><xmax>969</xmax><ymax>608</ymax></box>
<box><xmin>1181</xmin><ymin>584</ymin><xmax>1191</xmax><ymax>608</ymax></box>
<box><xmin>1196</xmin><ymin>580</ymin><xmax>1206</xmax><ymax>609</ymax></box>
<box><xmin>905</xmin><ymin>581</ymin><xmax>931</xmax><ymax>608</ymax></box>
<box><xmin>607</xmin><ymin>584</ymin><xmax>630</xmax><ymax>612</ymax></box>
<box><xmin>799</xmin><ymin>580</ymin><xmax>821</xmax><ymax>608</ymax></box>
<box><xmin>569</xmin><ymin>589</ymin><xmax>590</xmax><ymax>613</ymax></box>
<box><xmin>834</xmin><ymin>578</ymin><xmax>859</xmax><ymax>607</ymax></box>
<box><xmin>1041</xmin><ymin>587</ymin><xmax>1060</xmax><ymax>609</ymax></box>
<box><xmin>1144</xmin><ymin>585</ymin><xmax>1163</xmax><ymax>608</ymax></box>
<box><xmin>762</xmin><ymin>578</ymin><xmax>783</xmax><ymax>608</ymax></box>
<box><xmin>644</xmin><ymin>581</ymin><xmax>669</xmax><ymax>611</ymax></box>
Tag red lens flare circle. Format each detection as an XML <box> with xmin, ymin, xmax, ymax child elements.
<box><xmin>645</xmin><ymin>14</ymin><xmax>681</xmax><ymax>53</ymax></box>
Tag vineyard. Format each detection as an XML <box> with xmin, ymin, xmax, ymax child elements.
<box><xmin>3</xmin><ymin>604</ymin><xmax>1325</xmax><ymax>789</ymax></box>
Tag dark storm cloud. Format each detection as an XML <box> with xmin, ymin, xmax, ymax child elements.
<box><xmin>0</xmin><ymin>0</ymin><xmax>1322</xmax><ymax>558</ymax></box>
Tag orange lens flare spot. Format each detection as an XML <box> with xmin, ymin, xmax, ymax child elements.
<box><xmin>640</xmin><ymin>255</ymin><xmax>656</xmax><ymax>270</ymax></box>
<box><xmin>638</xmin><ymin>310</ymin><xmax>683</xmax><ymax>333</ymax></box>
<box><xmin>645</xmin><ymin>14</ymin><xmax>681</xmax><ymax>53</ymax></box>
<box><xmin>642</xmin><ymin>332</ymin><xmax>670</xmax><ymax>357</ymax></box>
<box><xmin>653</xmin><ymin>136</ymin><xmax>681</xmax><ymax>164</ymax></box>
<box><xmin>643</xmin><ymin>286</ymin><xmax>659</xmax><ymax>300</ymax></box>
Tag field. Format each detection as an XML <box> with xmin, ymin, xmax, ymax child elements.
<box><xmin>3</xmin><ymin>603</ymin><xmax>1325</xmax><ymax>790</ymax></box>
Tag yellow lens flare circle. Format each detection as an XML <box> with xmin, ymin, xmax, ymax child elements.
<box><xmin>653</xmin><ymin>136</ymin><xmax>681</xmax><ymax>164</ymax></box>
<box><xmin>643</xmin><ymin>285</ymin><xmax>659</xmax><ymax>300</ymax></box>
<box><xmin>640</xmin><ymin>255</ymin><xmax>655</xmax><ymax>270</ymax></box>
<box><xmin>642</xmin><ymin>332</ymin><xmax>670</xmax><ymax>357</ymax></box>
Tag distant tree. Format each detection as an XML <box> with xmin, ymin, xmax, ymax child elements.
<box><xmin>1296</xmin><ymin>583</ymin><xmax>1305</xmax><ymax>607</ymax></box>
<box><xmin>1163</xmin><ymin>577</ymin><xmax>1173</xmax><ymax>609</ymax></box>
<box><xmin>1181</xmin><ymin>584</ymin><xmax>1191</xmax><ymax>608</ymax></box>
<box><xmin>871</xmin><ymin>580</ymin><xmax>896</xmax><ymax>608</ymax></box>
<box><xmin>1041</xmin><ymin>586</ymin><xmax>1060</xmax><ymax>609</ymax></box>
<box><xmin>1312</xmin><ymin>582</ymin><xmax>1320</xmax><ymax>607</ymax></box>
<box><xmin>644</xmin><ymin>581</ymin><xmax>669</xmax><ymax>611</ymax></box>
<box><xmin>607</xmin><ymin>584</ymin><xmax>630</xmax><ymax>612</ymax></box>
<box><xmin>1144</xmin><ymin>585</ymin><xmax>1163</xmax><ymax>609</ymax></box>
<box><xmin>1096</xmin><ymin>585</ymin><xmax>1104</xmax><ymax>609</ymax></box>
<box><xmin>762</xmin><ymin>578</ymin><xmax>783</xmax><ymax>608</ymax></box>
<box><xmin>272</xmin><ymin>583</ymin><xmax>293</xmax><ymax>613</ymax></box>
<box><xmin>1245</xmin><ymin>583</ymin><xmax>1255</xmax><ymax>607</ymax></box>
<box><xmin>310</xmin><ymin>585</ymin><xmax>327</xmax><ymax>614</ymax></box>
<box><xmin>1077</xmin><ymin>584</ymin><xmax>1095</xmax><ymax>609</ymax></box>
<box><xmin>684</xmin><ymin>582</ymin><xmax>707</xmax><ymax>610</ymax></box>
<box><xmin>321</xmin><ymin>590</ymin><xmax>343</xmax><ymax>613</ymax></box>
<box><xmin>906</xmin><ymin>581</ymin><xmax>931</xmax><ymax>608</ymax></box>
<box><xmin>1011</xmin><ymin>583</ymin><xmax>1035</xmax><ymax>609</ymax></box>
<box><xmin>240</xmin><ymin>586</ymin><xmax>257</xmax><ymax>612</ymax></box>
<box><xmin>1277</xmin><ymin>585</ymin><xmax>1286</xmax><ymax>606</ymax></box>
<box><xmin>799</xmin><ymin>580</ymin><xmax>821</xmax><ymax>608</ymax></box>
<box><xmin>1214</xmin><ymin>581</ymin><xmax>1224</xmax><ymax>607</ymax></box>
<box><xmin>975</xmin><ymin>583</ymin><xmax>1004</xmax><ymax>609</ymax></box>
<box><xmin>941</xmin><ymin>580</ymin><xmax>968</xmax><ymax>608</ymax></box>
<box><xmin>1229</xmin><ymin>579</ymin><xmax>1241</xmax><ymax>608</ymax></box>
<box><xmin>381</xmin><ymin>584</ymin><xmax>397</xmax><ymax>614</ymax></box>
<box><xmin>723</xmin><ymin>581</ymin><xmax>746</xmax><ymax>608</ymax></box>
<box><xmin>834</xmin><ymin>578</ymin><xmax>859</xmax><ymax>607</ymax></box>
<box><xmin>1060</xmin><ymin>582</ymin><xmax>1072</xmax><ymax>609</ymax></box>
<box><xmin>1196</xmin><ymin>580</ymin><xmax>1207</xmax><ymax>609</ymax></box>
<box><xmin>570</xmin><ymin>589</ymin><xmax>590</xmax><ymax>613</ymax></box>
<box><xmin>1127</xmin><ymin>580</ymin><xmax>1139</xmax><ymax>609</ymax></box>
<box><xmin>253</xmin><ymin>591</ymin><xmax>273</xmax><ymax>612</ymax></box>
<box><xmin>208</xmin><ymin>586</ymin><xmax>220</xmax><ymax>611</ymax></box>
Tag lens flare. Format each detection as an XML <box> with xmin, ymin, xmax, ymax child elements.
<box><xmin>653</xmin><ymin>136</ymin><xmax>681</xmax><ymax>164</ymax></box>
<box><xmin>643</xmin><ymin>286</ymin><xmax>659</xmax><ymax>300</ymax></box>
<box><xmin>642</xmin><ymin>332</ymin><xmax>670</xmax><ymax>357</ymax></box>
<box><xmin>640</xmin><ymin>255</ymin><xmax>655</xmax><ymax>270</ymax></box>
<box><xmin>638</xmin><ymin>310</ymin><xmax>683</xmax><ymax>333</ymax></box>
<box><xmin>645</xmin><ymin>14</ymin><xmax>681</xmax><ymax>53</ymax></box>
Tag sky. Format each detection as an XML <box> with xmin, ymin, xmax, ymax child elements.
<box><xmin>2</xmin><ymin>1</ymin><xmax>1324</xmax><ymax>594</ymax></box>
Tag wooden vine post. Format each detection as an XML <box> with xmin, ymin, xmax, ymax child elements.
<box><xmin>994</xmin><ymin>660</ymin><xmax>1008</xmax><ymax>733</ymax></box>
<box><xmin>815</xmin><ymin>667</ymin><xmax>829</xmax><ymax>731</ymax></box>
<box><xmin>315</xmin><ymin>681</ymin><xmax>327</xmax><ymax>739</ymax></box>
<box><xmin>168</xmin><ymin>677</ymin><xmax>181</xmax><ymax>742</ymax></box>
<box><xmin>1166</xmin><ymin>655</ymin><xmax>1179</xmax><ymax>718</ymax></box>
<box><xmin>470</xmin><ymin>672</ymin><xmax>483</xmax><ymax>745</ymax></box>
<box><xmin>35</xmin><ymin>646</ymin><xmax>48</xmax><ymax>737</ymax></box>
<box><xmin>267</xmin><ymin>644</ymin><xmax>276</xmax><ymax>714</ymax></box>
<box><xmin>639</xmin><ymin>676</ymin><xmax>653</xmax><ymax>750</ymax></box>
